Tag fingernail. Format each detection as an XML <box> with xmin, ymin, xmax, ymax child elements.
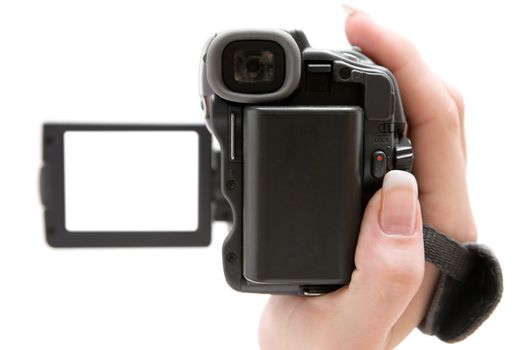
<box><xmin>380</xmin><ymin>171</ymin><xmax>418</xmax><ymax>236</ymax></box>
<box><xmin>342</xmin><ymin>4</ymin><xmax>359</xmax><ymax>16</ymax></box>
<box><xmin>341</xmin><ymin>3</ymin><xmax>368</xmax><ymax>17</ymax></box>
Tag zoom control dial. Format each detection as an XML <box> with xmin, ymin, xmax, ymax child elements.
<box><xmin>394</xmin><ymin>138</ymin><xmax>414</xmax><ymax>172</ymax></box>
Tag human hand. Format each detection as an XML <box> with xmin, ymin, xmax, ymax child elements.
<box><xmin>259</xmin><ymin>10</ymin><xmax>477</xmax><ymax>350</ymax></box>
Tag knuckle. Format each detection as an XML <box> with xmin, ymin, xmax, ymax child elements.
<box><xmin>454</xmin><ymin>91</ymin><xmax>465</xmax><ymax>118</ymax></box>
<box><xmin>445</xmin><ymin>82</ymin><xmax>465</xmax><ymax>118</ymax></box>
<box><xmin>440</xmin><ymin>96</ymin><xmax>463</xmax><ymax>132</ymax></box>
<box><xmin>441</xmin><ymin>81</ymin><xmax>465</xmax><ymax>128</ymax></box>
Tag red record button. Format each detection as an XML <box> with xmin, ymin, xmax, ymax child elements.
<box><xmin>372</xmin><ymin>150</ymin><xmax>387</xmax><ymax>178</ymax></box>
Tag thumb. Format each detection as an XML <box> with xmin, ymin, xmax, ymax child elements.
<box><xmin>339</xmin><ymin>170</ymin><xmax>425</xmax><ymax>345</ymax></box>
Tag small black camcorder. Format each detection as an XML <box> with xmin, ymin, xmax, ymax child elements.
<box><xmin>39</xmin><ymin>28</ymin><xmax>503</xmax><ymax>341</ymax></box>
<box><xmin>199</xmin><ymin>29</ymin><xmax>413</xmax><ymax>294</ymax></box>
<box><xmin>41</xmin><ymin>29</ymin><xmax>413</xmax><ymax>295</ymax></box>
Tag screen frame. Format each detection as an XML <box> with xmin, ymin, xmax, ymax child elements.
<box><xmin>41</xmin><ymin>123</ymin><xmax>212</xmax><ymax>247</ymax></box>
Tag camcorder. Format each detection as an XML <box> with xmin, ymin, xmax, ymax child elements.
<box><xmin>39</xmin><ymin>28</ymin><xmax>504</xmax><ymax>342</ymax></box>
<box><xmin>41</xmin><ymin>29</ymin><xmax>413</xmax><ymax>295</ymax></box>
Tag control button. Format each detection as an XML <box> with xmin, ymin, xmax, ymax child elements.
<box><xmin>394</xmin><ymin>138</ymin><xmax>414</xmax><ymax>172</ymax></box>
<box><xmin>372</xmin><ymin>150</ymin><xmax>387</xmax><ymax>178</ymax></box>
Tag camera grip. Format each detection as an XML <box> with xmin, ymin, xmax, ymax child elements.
<box><xmin>420</xmin><ymin>225</ymin><xmax>503</xmax><ymax>342</ymax></box>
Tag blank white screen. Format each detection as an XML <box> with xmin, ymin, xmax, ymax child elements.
<box><xmin>63</xmin><ymin>131</ymin><xmax>199</xmax><ymax>232</ymax></box>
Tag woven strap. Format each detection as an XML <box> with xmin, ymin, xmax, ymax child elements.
<box><xmin>420</xmin><ymin>224</ymin><xmax>503</xmax><ymax>342</ymax></box>
<box><xmin>423</xmin><ymin>225</ymin><xmax>474</xmax><ymax>282</ymax></box>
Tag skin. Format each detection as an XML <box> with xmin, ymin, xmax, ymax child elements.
<box><xmin>259</xmin><ymin>11</ymin><xmax>477</xmax><ymax>350</ymax></box>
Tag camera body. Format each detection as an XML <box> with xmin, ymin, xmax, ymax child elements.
<box><xmin>200</xmin><ymin>29</ymin><xmax>413</xmax><ymax>295</ymax></box>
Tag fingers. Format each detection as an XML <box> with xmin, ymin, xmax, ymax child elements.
<box><xmin>342</xmin><ymin>13</ymin><xmax>476</xmax><ymax>348</ymax></box>
<box><xmin>335</xmin><ymin>171</ymin><xmax>425</xmax><ymax>348</ymax></box>
<box><xmin>259</xmin><ymin>172</ymin><xmax>425</xmax><ymax>350</ymax></box>
<box><xmin>344</xmin><ymin>13</ymin><xmax>455</xmax><ymax>130</ymax></box>
<box><xmin>345</xmin><ymin>12</ymin><xmax>475</xmax><ymax>243</ymax></box>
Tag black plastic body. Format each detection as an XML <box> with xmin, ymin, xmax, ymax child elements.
<box><xmin>201</xmin><ymin>30</ymin><xmax>409</xmax><ymax>294</ymax></box>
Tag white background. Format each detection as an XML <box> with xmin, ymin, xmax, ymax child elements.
<box><xmin>0</xmin><ymin>0</ymin><xmax>524</xmax><ymax>349</ymax></box>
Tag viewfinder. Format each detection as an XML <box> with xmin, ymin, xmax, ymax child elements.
<box><xmin>222</xmin><ymin>40</ymin><xmax>285</xmax><ymax>94</ymax></box>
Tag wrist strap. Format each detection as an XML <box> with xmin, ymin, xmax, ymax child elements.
<box><xmin>420</xmin><ymin>225</ymin><xmax>503</xmax><ymax>342</ymax></box>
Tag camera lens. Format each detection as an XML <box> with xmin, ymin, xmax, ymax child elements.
<box><xmin>234</xmin><ymin>50</ymin><xmax>275</xmax><ymax>83</ymax></box>
<box><xmin>222</xmin><ymin>40</ymin><xmax>285</xmax><ymax>94</ymax></box>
